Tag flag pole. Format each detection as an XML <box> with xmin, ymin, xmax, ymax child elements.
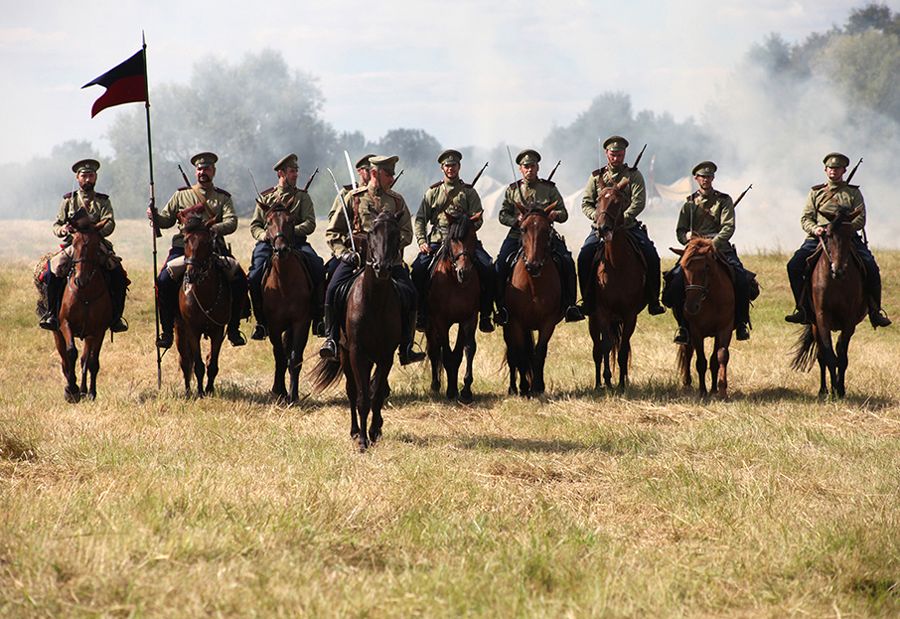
<box><xmin>142</xmin><ymin>31</ymin><xmax>163</xmax><ymax>389</ymax></box>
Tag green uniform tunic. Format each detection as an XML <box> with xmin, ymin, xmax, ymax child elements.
<box><xmin>499</xmin><ymin>179</ymin><xmax>567</xmax><ymax>239</ymax></box>
<box><xmin>156</xmin><ymin>184</ymin><xmax>238</xmax><ymax>248</ymax></box>
<box><xmin>249</xmin><ymin>184</ymin><xmax>316</xmax><ymax>242</ymax></box>
<box><xmin>415</xmin><ymin>178</ymin><xmax>483</xmax><ymax>246</ymax></box>
<box><xmin>53</xmin><ymin>189</ymin><xmax>115</xmax><ymax>244</ymax></box>
<box><xmin>676</xmin><ymin>189</ymin><xmax>735</xmax><ymax>251</ymax></box>
<box><xmin>325</xmin><ymin>183</ymin><xmax>413</xmax><ymax>264</ymax></box>
<box><xmin>801</xmin><ymin>181</ymin><xmax>865</xmax><ymax>238</ymax></box>
<box><xmin>581</xmin><ymin>165</ymin><xmax>646</xmax><ymax>229</ymax></box>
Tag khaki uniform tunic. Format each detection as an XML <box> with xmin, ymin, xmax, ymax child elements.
<box><xmin>499</xmin><ymin>179</ymin><xmax>567</xmax><ymax>240</ymax></box>
<box><xmin>156</xmin><ymin>184</ymin><xmax>238</xmax><ymax>248</ymax></box>
<box><xmin>249</xmin><ymin>184</ymin><xmax>316</xmax><ymax>242</ymax></box>
<box><xmin>581</xmin><ymin>165</ymin><xmax>646</xmax><ymax>229</ymax></box>
<box><xmin>325</xmin><ymin>182</ymin><xmax>413</xmax><ymax>265</ymax></box>
<box><xmin>53</xmin><ymin>189</ymin><xmax>115</xmax><ymax>244</ymax></box>
<box><xmin>676</xmin><ymin>189</ymin><xmax>735</xmax><ymax>251</ymax></box>
<box><xmin>415</xmin><ymin>178</ymin><xmax>483</xmax><ymax>246</ymax></box>
<box><xmin>801</xmin><ymin>181</ymin><xmax>865</xmax><ymax>238</ymax></box>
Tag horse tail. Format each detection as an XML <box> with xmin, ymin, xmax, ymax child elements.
<box><xmin>522</xmin><ymin>331</ymin><xmax>535</xmax><ymax>384</ymax></box>
<box><xmin>790</xmin><ymin>325</ymin><xmax>818</xmax><ymax>372</ymax></box>
<box><xmin>609</xmin><ymin>321</ymin><xmax>626</xmax><ymax>370</ymax></box>
<box><xmin>309</xmin><ymin>356</ymin><xmax>343</xmax><ymax>392</ymax></box>
<box><xmin>676</xmin><ymin>343</ymin><xmax>691</xmax><ymax>377</ymax></box>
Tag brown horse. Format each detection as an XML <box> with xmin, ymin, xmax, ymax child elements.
<box><xmin>53</xmin><ymin>216</ymin><xmax>113</xmax><ymax>402</ymax></box>
<box><xmin>175</xmin><ymin>209</ymin><xmax>230</xmax><ymax>397</ymax></box>
<box><xmin>311</xmin><ymin>210</ymin><xmax>403</xmax><ymax>452</ymax></box>
<box><xmin>262</xmin><ymin>203</ymin><xmax>312</xmax><ymax>403</ymax></box>
<box><xmin>791</xmin><ymin>206</ymin><xmax>866</xmax><ymax>398</ymax></box>
<box><xmin>504</xmin><ymin>203</ymin><xmax>561</xmax><ymax>396</ymax></box>
<box><xmin>672</xmin><ymin>238</ymin><xmax>734</xmax><ymax>398</ymax></box>
<box><xmin>425</xmin><ymin>212</ymin><xmax>481</xmax><ymax>403</ymax></box>
<box><xmin>588</xmin><ymin>177</ymin><xmax>645</xmax><ymax>391</ymax></box>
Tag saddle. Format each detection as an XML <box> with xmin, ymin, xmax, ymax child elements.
<box><xmin>799</xmin><ymin>241</ymin><xmax>865</xmax><ymax>312</ymax></box>
<box><xmin>333</xmin><ymin>268</ymin><xmax>416</xmax><ymax>333</ymax></box>
<box><xmin>261</xmin><ymin>247</ymin><xmax>313</xmax><ymax>289</ymax></box>
<box><xmin>591</xmin><ymin>229</ymin><xmax>646</xmax><ymax>273</ymax></box>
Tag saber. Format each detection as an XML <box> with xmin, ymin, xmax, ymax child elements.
<box><xmin>506</xmin><ymin>146</ymin><xmax>528</xmax><ymax>207</ymax></box>
<box><xmin>343</xmin><ymin>151</ymin><xmax>358</xmax><ymax>190</ymax></box>
<box><xmin>248</xmin><ymin>168</ymin><xmax>262</xmax><ymax>199</ymax></box>
<box><xmin>327</xmin><ymin>168</ymin><xmax>357</xmax><ymax>253</ymax></box>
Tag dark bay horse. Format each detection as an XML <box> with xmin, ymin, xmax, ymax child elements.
<box><xmin>672</xmin><ymin>238</ymin><xmax>734</xmax><ymax>398</ymax></box>
<box><xmin>262</xmin><ymin>203</ymin><xmax>312</xmax><ymax>402</ymax></box>
<box><xmin>791</xmin><ymin>207</ymin><xmax>866</xmax><ymax>398</ymax></box>
<box><xmin>175</xmin><ymin>208</ymin><xmax>230</xmax><ymax>397</ymax></box>
<box><xmin>54</xmin><ymin>216</ymin><xmax>113</xmax><ymax>402</ymax></box>
<box><xmin>426</xmin><ymin>212</ymin><xmax>481</xmax><ymax>403</ymax></box>
<box><xmin>504</xmin><ymin>203</ymin><xmax>561</xmax><ymax>396</ymax></box>
<box><xmin>588</xmin><ymin>177</ymin><xmax>645</xmax><ymax>391</ymax></box>
<box><xmin>311</xmin><ymin>210</ymin><xmax>403</xmax><ymax>452</ymax></box>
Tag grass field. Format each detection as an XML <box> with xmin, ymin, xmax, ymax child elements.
<box><xmin>1</xmin><ymin>221</ymin><xmax>898</xmax><ymax>617</ymax></box>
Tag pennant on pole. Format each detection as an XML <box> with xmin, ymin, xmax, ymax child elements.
<box><xmin>82</xmin><ymin>49</ymin><xmax>147</xmax><ymax>118</ymax></box>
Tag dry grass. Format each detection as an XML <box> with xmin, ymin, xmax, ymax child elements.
<box><xmin>0</xmin><ymin>221</ymin><xmax>898</xmax><ymax>617</ymax></box>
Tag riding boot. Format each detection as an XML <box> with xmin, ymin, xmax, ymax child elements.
<box><xmin>319</xmin><ymin>303</ymin><xmax>339</xmax><ymax>359</ymax></box>
<box><xmin>785</xmin><ymin>267</ymin><xmax>808</xmax><ymax>323</ymax></box>
<box><xmin>39</xmin><ymin>274</ymin><xmax>64</xmax><ymax>331</ymax></box>
<box><xmin>399</xmin><ymin>310</ymin><xmax>426</xmax><ymax>365</ymax></box>
<box><xmin>559</xmin><ymin>258</ymin><xmax>584</xmax><ymax>322</ymax></box>
<box><xmin>227</xmin><ymin>284</ymin><xmax>247</xmax><ymax>347</ymax></box>
<box><xmin>645</xmin><ymin>262</ymin><xmax>666</xmax><ymax>315</ymax></box>
<box><xmin>578</xmin><ymin>261</ymin><xmax>594</xmax><ymax>313</ymax></box>
<box><xmin>415</xmin><ymin>288</ymin><xmax>428</xmax><ymax>332</ymax></box>
<box><xmin>672</xmin><ymin>306</ymin><xmax>688</xmax><ymax>345</ymax></box>
<box><xmin>312</xmin><ymin>281</ymin><xmax>326</xmax><ymax>337</ymax></box>
<box><xmin>735</xmin><ymin>278</ymin><xmax>750</xmax><ymax>341</ymax></box>
<box><xmin>494</xmin><ymin>275</ymin><xmax>509</xmax><ymax>326</ymax></box>
<box><xmin>249</xmin><ymin>285</ymin><xmax>267</xmax><ymax>340</ymax></box>
<box><xmin>479</xmin><ymin>290</ymin><xmax>495</xmax><ymax>333</ymax></box>
<box><xmin>156</xmin><ymin>285</ymin><xmax>176</xmax><ymax>349</ymax></box>
<box><xmin>109</xmin><ymin>268</ymin><xmax>128</xmax><ymax>333</ymax></box>
<box><xmin>866</xmin><ymin>271</ymin><xmax>892</xmax><ymax>328</ymax></box>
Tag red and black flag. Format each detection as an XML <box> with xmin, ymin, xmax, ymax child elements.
<box><xmin>82</xmin><ymin>49</ymin><xmax>147</xmax><ymax>118</ymax></box>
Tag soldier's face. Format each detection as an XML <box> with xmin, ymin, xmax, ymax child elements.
<box><xmin>519</xmin><ymin>163</ymin><xmax>538</xmax><ymax>182</ymax></box>
<box><xmin>825</xmin><ymin>166</ymin><xmax>846</xmax><ymax>182</ymax></box>
<box><xmin>196</xmin><ymin>164</ymin><xmax>215</xmax><ymax>184</ymax></box>
<box><xmin>76</xmin><ymin>170</ymin><xmax>97</xmax><ymax>191</ymax></box>
<box><xmin>695</xmin><ymin>175</ymin><xmax>713</xmax><ymax>192</ymax></box>
<box><xmin>357</xmin><ymin>168</ymin><xmax>371</xmax><ymax>185</ymax></box>
<box><xmin>281</xmin><ymin>166</ymin><xmax>299</xmax><ymax>187</ymax></box>
<box><xmin>373</xmin><ymin>168</ymin><xmax>394</xmax><ymax>188</ymax></box>
<box><xmin>442</xmin><ymin>162</ymin><xmax>460</xmax><ymax>181</ymax></box>
<box><xmin>606</xmin><ymin>149</ymin><xmax>626</xmax><ymax>167</ymax></box>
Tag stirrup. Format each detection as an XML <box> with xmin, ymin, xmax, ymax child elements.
<box><xmin>228</xmin><ymin>328</ymin><xmax>246</xmax><ymax>347</ymax></box>
<box><xmin>111</xmin><ymin>317</ymin><xmax>128</xmax><ymax>333</ymax></box>
<box><xmin>479</xmin><ymin>313</ymin><xmax>495</xmax><ymax>333</ymax></box>
<box><xmin>736</xmin><ymin>323</ymin><xmax>750</xmax><ymax>341</ymax></box>
<box><xmin>399</xmin><ymin>344</ymin><xmax>426</xmax><ymax>366</ymax></box>
<box><xmin>319</xmin><ymin>338</ymin><xmax>337</xmax><ymax>359</ymax></box>
<box><xmin>869</xmin><ymin>309</ymin><xmax>892</xmax><ymax>328</ymax></box>
<box><xmin>565</xmin><ymin>305</ymin><xmax>585</xmax><ymax>322</ymax></box>
<box><xmin>784</xmin><ymin>309</ymin><xmax>806</xmax><ymax>324</ymax></box>
<box><xmin>39</xmin><ymin>314</ymin><xmax>59</xmax><ymax>331</ymax></box>
<box><xmin>648</xmin><ymin>303</ymin><xmax>666</xmax><ymax>316</ymax></box>
<box><xmin>251</xmin><ymin>324</ymin><xmax>268</xmax><ymax>341</ymax></box>
<box><xmin>494</xmin><ymin>307</ymin><xmax>509</xmax><ymax>326</ymax></box>
<box><xmin>157</xmin><ymin>332</ymin><xmax>174</xmax><ymax>349</ymax></box>
<box><xmin>673</xmin><ymin>327</ymin><xmax>688</xmax><ymax>345</ymax></box>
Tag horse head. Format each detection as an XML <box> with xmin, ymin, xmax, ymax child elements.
<box><xmin>443</xmin><ymin>210</ymin><xmax>480</xmax><ymax>284</ymax></box>
<box><xmin>68</xmin><ymin>211</ymin><xmax>107</xmax><ymax>290</ymax></box>
<box><xmin>178</xmin><ymin>205</ymin><xmax>216</xmax><ymax>284</ymax></box>
<box><xmin>822</xmin><ymin>206</ymin><xmax>863</xmax><ymax>280</ymax></box>
<box><xmin>368</xmin><ymin>209</ymin><xmax>402</xmax><ymax>280</ymax></box>
<box><xmin>264</xmin><ymin>201</ymin><xmax>296</xmax><ymax>257</ymax></box>
<box><xmin>595</xmin><ymin>177</ymin><xmax>631</xmax><ymax>241</ymax></box>
<box><xmin>672</xmin><ymin>237</ymin><xmax>716</xmax><ymax>316</ymax></box>
<box><xmin>516</xmin><ymin>202</ymin><xmax>555</xmax><ymax>277</ymax></box>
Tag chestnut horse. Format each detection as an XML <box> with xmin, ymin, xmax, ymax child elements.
<box><xmin>311</xmin><ymin>210</ymin><xmax>403</xmax><ymax>452</ymax></box>
<box><xmin>791</xmin><ymin>206</ymin><xmax>866</xmax><ymax>398</ymax></box>
<box><xmin>175</xmin><ymin>209</ymin><xmax>230</xmax><ymax>397</ymax></box>
<box><xmin>504</xmin><ymin>203</ymin><xmax>561</xmax><ymax>396</ymax></box>
<box><xmin>672</xmin><ymin>238</ymin><xmax>734</xmax><ymax>398</ymax></box>
<box><xmin>262</xmin><ymin>203</ymin><xmax>312</xmax><ymax>402</ymax></box>
<box><xmin>588</xmin><ymin>177</ymin><xmax>645</xmax><ymax>391</ymax></box>
<box><xmin>425</xmin><ymin>212</ymin><xmax>481</xmax><ymax>403</ymax></box>
<box><xmin>54</xmin><ymin>216</ymin><xmax>113</xmax><ymax>402</ymax></box>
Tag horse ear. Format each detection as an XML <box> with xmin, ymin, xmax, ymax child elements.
<box><xmin>470</xmin><ymin>211</ymin><xmax>483</xmax><ymax>222</ymax></box>
<box><xmin>544</xmin><ymin>201</ymin><xmax>558</xmax><ymax>215</ymax></box>
<box><xmin>616</xmin><ymin>177</ymin><xmax>631</xmax><ymax>190</ymax></box>
<box><xmin>670</xmin><ymin>247</ymin><xmax>685</xmax><ymax>256</ymax></box>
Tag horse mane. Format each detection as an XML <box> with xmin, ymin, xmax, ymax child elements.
<box><xmin>182</xmin><ymin>214</ymin><xmax>208</xmax><ymax>233</ymax></box>
<box><xmin>448</xmin><ymin>212</ymin><xmax>470</xmax><ymax>242</ymax></box>
<box><xmin>681</xmin><ymin>237</ymin><xmax>716</xmax><ymax>265</ymax></box>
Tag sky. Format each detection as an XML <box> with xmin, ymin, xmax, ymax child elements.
<box><xmin>2</xmin><ymin>0</ymin><xmax>889</xmax><ymax>166</ymax></box>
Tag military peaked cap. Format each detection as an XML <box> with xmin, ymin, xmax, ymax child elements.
<box><xmin>72</xmin><ymin>158</ymin><xmax>100</xmax><ymax>173</ymax></box>
<box><xmin>191</xmin><ymin>152</ymin><xmax>218</xmax><ymax>168</ymax></box>
<box><xmin>438</xmin><ymin>149</ymin><xmax>462</xmax><ymax>165</ymax></box>
<box><xmin>603</xmin><ymin>136</ymin><xmax>629</xmax><ymax>151</ymax></box>
<box><xmin>515</xmin><ymin>149</ymin><xmax>541</xmax><ymax>165</ymax></box>
<box><xmin>692</xmin><ymin>161</ymin><xmax>718</xmax><ymax>177</ymax></box>
<box><xmin>355</xmin><ymin>153</ymin><xmax>376</xmax><ymax>169</ymax></box>
<box><xmin>369</xmin><ymin>155</ymin><xmax>399</xmax><ymax>173</ymax></box>
<box><xmin>273</xmin><ymin>153</ymin><xmax>298</xmax><ymax>171</ymax></box>
<box><xmin>823</xmin><ymin>152</ymin><xmax>850</xmax><ymax>168</ymax></box>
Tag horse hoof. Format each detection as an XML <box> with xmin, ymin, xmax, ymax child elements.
<box><xmin>369</xmin><ymin>430</ymin><xmax>382</xmax><ymax>444</ymax></box>
<box><xmin>458</xmin><ymin>391</ymin><xmax>473</xmax><ymax>405</ymax></box>
<box><xmin>64</xmin><ymin>389</ymin><xmax>80</xmax><ymax>404</ymax></box>
<box><xmin>430</xmin><ymin>382</ymin><xmax>440</xmax><ymax>393</ymax></box>
<box><xmin>446</xmin><ymin>390</ymin><xmax>459</xmax><ymax>401</ymax></box>
<box><xmin>507</xmin><ymin>387</ymin><xmax>517</xmax><ymax>396</ymax></box>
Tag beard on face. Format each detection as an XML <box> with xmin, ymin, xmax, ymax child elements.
<box><xmin>198</xmin><ymin>173</ymin><xmax>211</xmax><ymax>183</ymax></box>
<box><xmin>80</xmin><ymin>182</ymin><xmax>95</xmax><ymax>192</ymax></box>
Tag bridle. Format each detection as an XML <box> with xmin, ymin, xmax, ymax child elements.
<box><xmin>683</xmin><ymin>254</ymin><xmax>711</xmax><ymax>313</ymax></box>
<box><xmin>519</xmin><ymin>208</ymin><xmax>552</xmax><ymax>276</ymax></box>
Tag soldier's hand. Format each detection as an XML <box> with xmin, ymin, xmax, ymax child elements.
<box><xmin>814</xmin><ymin>226</ymin><xmax>826</xmax><ymax>237</ymax></box>
<box><xmin>419</xmin><ymin>243</ymin><xmax>431</xmax><ymax>254</ymax></box>
<box><xmin>146</xmin><ymin>207</ymin><xmax>156</xmax><ymax>221</ymax></box>
<box><xmin>341</xmin><ymin>251</ymin><xmax>360</xmax><ymax>268</ymax></box>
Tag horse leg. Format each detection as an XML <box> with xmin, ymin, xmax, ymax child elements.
<box><xmin>617</xmin><ymin>317</ymin><xmax>637</xmax><ymax>393</ymax></box>
<box><xmin>55</xmin><ymin>329</ymin><xmax>80</xmax><ymax>403</ymax></box>
<box><xmin>176</xmin><ymin>327</ymin><xmax>194</xmax><ymax>396</ymax></box>
<box><xmin>693</xmin><ymin>337</ymin><xmax>708</xmax><ymax>397</ymax></box>
<box><xmin>503</xmin><ymin>325</ymin><xmax>519</xmax><ymax>396</ymax></box>
<box><xmin>459</xmin><ymin>321</ymin><xmax>477</xmax><ymax>404</ymax></box>
<box><xmin>351</xmin><ymin>356</ymin><xmax>372</xmax><ymax>452</ymax></box>
<box><xmin>815</xmin><ymin>322</ymin><xmax>838</xmax><ymax>399</ymax></box>
<box><xmin>601</xmin><ymin>327</ymin><xmax>614</xmax><ymax>390</ymax></box>
<box><xmin>269</xmin><ymin>328</ymin><xmax>288</xmax><ymax>399</ymax></box>
<box><xmin>715</xmin><ymin>335</ymin><xmax>730</xmax><ymax>400</ymax></box>
<box><xmin>443</xmin><ymin>326</ymin><xmax>463</xmax><ymax>401</ymax></box>
<box><xmin>192</xmin><ymin>336</ymin><xmax>206</xmax><ymax>398</ymax></box>
<box><xmin>289</xmin><ymin>324</ymin><xmax>309</xmax><ymax>404</ymax></box>
<box><xmin>533</xmin><ymin>324</ymin><xmax>554</xmax><ymax>395</ymax></box>
<box><xmin>83</xmin><ymin>336</ymin><xmax>104</xmax><ymax>400</ymax></box>
<box><xmin>589</xmin><ymin>317</ymin><xmax>604</xmax><ymax>392</ymax></box>
<box><xmin>835</xmin><ymin>327</ymin><xmax>855</xmax><ymax>399</ymax></box>
<box><xmin>344</xmin><ymin>357</ymin><xmax>359</xmax><ymax>439</ymax></box>
<box><xmin>204</xmin><ymin>333</ymin><xmax>224</xmax><ymax>395</ymax></box>
<box><xmin>709</xmin><ymin>349</ymin><xmax>719</xmax><ymax>394</ymax></box>
<box><xmin>369</xmin><ymin>359</ymin><xmax>391</xmax><ymax>444</ymax></box>
<box><xmin>426</xmin><ymin>325</ymin><xmax>442</xmax><ymax>394</ymax></box>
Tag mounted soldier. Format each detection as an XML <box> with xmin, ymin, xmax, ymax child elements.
<box><xmin>494</xmin><ymin>149</ymin><xmax>583</xmax><ymax>325</ymax></box>
<box><xmin>40</xmin><ymin>158</ymin><xmax>129</xmax><ymax>333</ymax></box>
<box><xmin>247</xmin><ymin>153</ymin><xmax>326</xmax><ymax>341</ymax></box>
<box><xmin>785</xmin><ymin>152</ymin><xmax>890</xmax><ymax>328</ymax></box>
<box><xmin>319</xmin><ymin>155</ymin><xmax>426</xmax><ymax>365</ymax></box>
<box><xmin>663</xmin><ymin>161</ymin><xmax>756</xmax><ymax>343</ymax></box>
<box><xmin>324</xmin><ymin>153</ymin><xmax>375</xmax><ymax>284</ymax></box>
<box><xmin>411</xmin><ymin>149</ymin><xmax>495</xmax><ymax>334</ymax></box>
<box><xmin>578</xmin><ymin>136</ymin><xmax>665</xmax><ymax>317</ymax></box>
<box><xmin>149</xmin><ymin>152</ymin><xmax>249</xmax><ymax>349</ymax></box>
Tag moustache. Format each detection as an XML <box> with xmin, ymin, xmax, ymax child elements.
<box><xmin>198</xmin><ymin>173</ymin><xmax>210</xmax><ymax>182</ymax></box>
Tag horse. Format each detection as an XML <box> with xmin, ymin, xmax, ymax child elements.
<box><xmin>53</xmin><ymin>215</ymin><xmax>113</xmax><ymax>402</ymax></box>
<box><xmin>791</xmin><ymin>206</ymin><xmax>866</xmax><ymax>398</ymax></box>
<box><xmin>262</xmin><ymin>203</ymin><xmax>312</xmax><ymax>403</ymax></box>
<box><xmin>425</xmin><ymin>212</ymin><xmax>481</xmax><ymax>403</ymax></box>
<box><xmin>311</xmin><ymin>210</ymin><xmax>404</xmax><ymax>452</ymax></box>
<box><xmin>588</xmin><ymin>177</ymin><xmax>645</xmax><ymax>391</ymax></box>
<box><xmin>504</xmin><ymin>203</ymin><xmax>561</xmax><ymax>396</ymax></box>
<box><xmin>672</xmin><ymin>237</ymin><xmax>734</xmax><ymax>398</ymax></box>
<box><xmin>175</xmin><ymin>208</ymin><xmax>231</xmax><ymax>397</ymax></box>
